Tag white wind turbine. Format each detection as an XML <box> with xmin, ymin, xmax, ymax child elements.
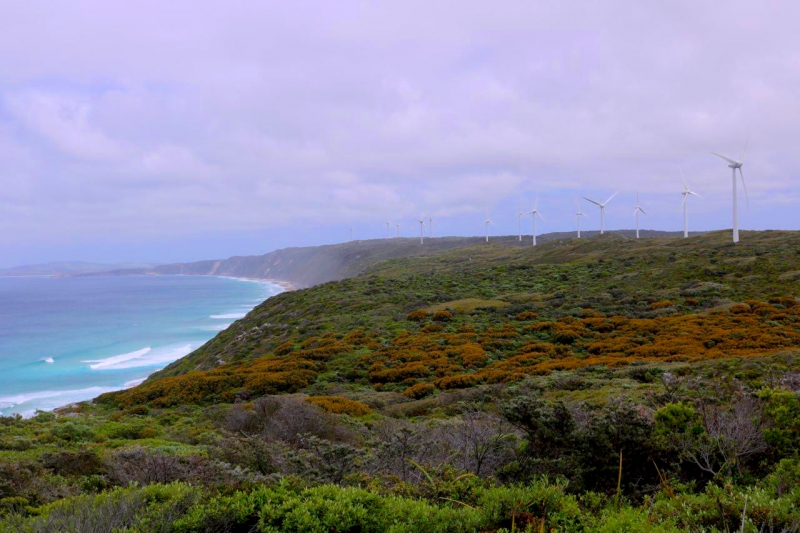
<box><xmin>416</xmin><ymin>215</ymin><xmax>425</xmax><ymax>244</ymax></box>
<box><xmin>515</xmin><ymin>210</ymin><xmax>525</xmax><ymax>241</ymax></box>
<box><xmin>680</xmin><ymin>169</ymin><xmax>702</xmax><ymax>238</ymax></box>
<box><xmin>349</xmin><ymin>227</ymin><xmax>353</xmax><ymax>242</ymax></box>
<box><xmin>633</xmin><ymin>192</ymin><xmax>646</xmax><ymax>239</ymax></box>
<box><xmin>712</xmin><ymin>137</ymin><xmax>750</xmax><ymax>243</ymax></box>
<box><xmin>582</xmin><ymin>191</ymin><xmax>618</xmax><ymax>234</ymax></box>
<box><xmin>428</xmin><ymin>215</ymin><xmax>434</xmax><ymax>238</ymax></box>
<box><xmin>529</xmin><ymin>197</ymin><xmax>544</xmax><ymax>246</ymax></box>
<box><xmin>395</xmin><ymin>223</ymin><xmax>400</xmax><ymax>238</ymax></box>
<box><xmin>385</xmin><ymin>221</ymin><xmax>391</xmax><ymax>239</ymax></box>
<box><xmin>483</xmin><ymin>212</ymin><xmax>494</xmax><ymax>242</ymax></box>
<box><xmin>575</xmin><ymin>199</ymin><xmax>589</xmax><ymax>238</ymax></box>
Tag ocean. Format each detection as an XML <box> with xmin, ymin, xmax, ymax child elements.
<box><xmin>0</xmin><ymin>275</ymin><xmax>282</xmax><ymax>416</ymax></box>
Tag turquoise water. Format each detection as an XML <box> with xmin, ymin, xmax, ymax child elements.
<box><xmin>0</xmin><ymin>275</ymin><xmax>281</xmax><ymax>416</ymax></box>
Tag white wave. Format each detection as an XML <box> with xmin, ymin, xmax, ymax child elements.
<box><xmin>84</xmin><ymin>347</ymin><xmax>151</xmax><ymax>370</ymax></box>
<box><xmin>85</xmin><ymin>345</ymin><xmax>192</xmax><ymax>371</ymax></box>
<box><xmin>0</xmin><ymin>386</ymin><xmax>113</xmax><ymax>412</ymax></box>
<box><xmin>42</xmin><ymin>357</ymin><xmax>55</xmax><ymax>364</ymax></box>
<box><xmin>210</xmin><ymin>312</ymin><xmax>246</xmax><ymax>319</ymax></box>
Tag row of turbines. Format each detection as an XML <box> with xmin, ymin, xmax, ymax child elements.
<box><xmin>351</xmin><ymin>141</ymin><xmax>751</xmax><ymax>246</ymax></box>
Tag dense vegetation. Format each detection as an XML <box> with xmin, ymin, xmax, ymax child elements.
<box><xmin>2</xmin><ymin>230</ymin><xmax>800</xmax><ymax>531</ymax></box>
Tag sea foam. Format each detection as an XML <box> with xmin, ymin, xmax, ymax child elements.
<box><xmin>0</xmin><ymin>386</ymin><xmax>114</xmax><ymax>414</ymax></box>
<box><xmin>84</xmin><ymin>347</ymin><xmax>152</xmax><ymax>370</ymax></box>
<box><xmin>210</xmin><ymin>312</ymin><xmax>246</xmax><ymax>319</ymax></box>
<box><xmin>84</xmin><ymin>345</ymin><xmax>192</xmax><ymax>371</ymax></box>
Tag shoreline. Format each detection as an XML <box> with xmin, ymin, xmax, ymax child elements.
<box><xmin>221</xmin><ymin>275</ymin><xmax>298</xmax><ymax>292</ymax></box>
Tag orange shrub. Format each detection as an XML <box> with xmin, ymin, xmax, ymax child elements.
<box><xmin>433</xmin><ymin>310</ymin><xmax>453</xmax><ymax>321</ymax></box>
<box><xmin>407</xmin><ymin>309</ymin><xmax>431</xmax><ymax>321</ymax></box>
<box><xmin>404</xmin><ymin>382</ymin><xmax>435</xmax><ymax>399</ymax></box>
<box><xmin>650</xmin><ymin>300</ymin><xmax>675</xmax><ymax>310</ymax></box>
<box><xmin>514</xmin><ymin>311</ymin><xmax>539</xmax><ymax>321</ymax></box>
<box><xmin>435</xmin><ymin>373</ymin><xmax>481</xmax><ymax>389</ymax></box>
<box><xmin>306</xmin><ymin>396</ymin><xmax>372</xmax><ymax>416</ymax></box>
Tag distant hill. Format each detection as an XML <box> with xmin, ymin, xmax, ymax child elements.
<box><xmin>0</xmin><ymin>261</ymin><xmax>156</xmax><ymax>277</ymax></box>
<box><xmin>94</xmin><ymin>229</ymin><xmax>696</xmax><ymax>288</ymax></box>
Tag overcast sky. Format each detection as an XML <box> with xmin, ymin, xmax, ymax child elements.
<box><xmin>1</xmin><ymin>1</ymin><xmax>798</xmax><ymax>267</ymax></box>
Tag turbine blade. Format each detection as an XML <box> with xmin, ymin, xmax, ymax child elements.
<box><xmin>689</xmin><ymin>191</ymin><xmax>702</xmax><ymax>199</ymax></box>
<box><xmin>740</xmin><ymin>132</ymin><xmax>750</xmax><ymax>162</ymax></box>
<box><xmin>640</xmin><ymin>207</ymin><xmax>647</xmax><ymax>215</ymax></box>
<box><xmin>739</xmin><ymin>167</ymin><xmax>749</xmax><ymax>207</ymax></box>
<box><xmin>582</xmin><ymin>197</ymin><xmax>601</xmax><ymax>206</ymax></box>
<box><xmin>711</xmin><ymin>151</ymin><xmax>740</xmax><ymax>165</ymax></box>
<box><xmin>604</xmin><ymin>190</ymin><xmax>619</xmax><ymax>204</ymax></box>
<box><xmin>537</xmin><ymin>212</ymin><xmax>544</xmax><ymax>221</ymax></box>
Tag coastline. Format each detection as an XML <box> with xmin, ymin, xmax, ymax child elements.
<box><xmin>1</xmin><ymin>276</ymin><xmax>290</xmax><ymax>417</ymax></box>
<box><xmin>221</xmin><ymin>275</ymin><xmax>298</xmax><ymax>292</ymax></box>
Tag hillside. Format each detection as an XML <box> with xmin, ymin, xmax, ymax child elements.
<box><xmin>0</xmin><ymin>261</ymin><xmax>155</xmax><ymax>277</ymax></box>
<box><xmin>152</xmin><ymin>229</ymin><xmax>798</xmax><ymax>377</ymax></box>
<box><xmin>95</xmin><ymin>229</ymin><xmax>693</xmax><ymax>288</ymax></box>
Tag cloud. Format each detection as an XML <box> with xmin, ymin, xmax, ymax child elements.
<box><xmin>5</xmin><ymin>91</ymin><xmax>126</xmax><ymax>161</ymax></box>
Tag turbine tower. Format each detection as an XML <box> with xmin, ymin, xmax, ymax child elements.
<box><xmin>633</xmin><ymin>192</ymin><xmax>646</xmax><ymax>239</ymax></box>
<box><xmin>483</xmin><ymin>212</ymin><xmax>494</xmax><ymax>242</ymax></box>
<box><xmin>349</xmin><ymin>227</ymin><xmax>353</xmax><ymax>242</ymax></box>
<box><xmin>416</xmin><ymin>216</ymin><xmax>425</xmax><ymax>244</ymax></box>
<box><xmin>529</xmin><ymin>197</ymin><xmax>544</xmax><ymax>246</ymax></box>
<box><xmin>712</xmin><ymin>137</ymin><xmax>749</xmax><ymax>243</ymax></box>
<box><xmin>680</xmin><ymin>170</ymin><xmax>702</xmax><ymax>238</ymax></box>
<box><xmin>385</xmin><ymin>221</ymin><xmax>391</xmax><ymax>239</ymax></box>
<box><xmin>428</xmin><ymin>215</ymin><xmax>433</xmax><ymax>238</ymax></box>
<box><xmin>395</xmin><ymin>223</ymin><xmax>400</xmax><ymax>238</ymax></box>
<box><xmin>515</xmin><ymin>211</ymin><xmax>525</xmax><ymax>241</ymax></box>
<box><xmin>575</xmin><ymin>199</ymin><xmax>589</xmax><ymax>238</ymax></box>
<box><xmin>582</xmin><ymin>191</ymin><xmax>618</xmax><ymax>234</ymax></box>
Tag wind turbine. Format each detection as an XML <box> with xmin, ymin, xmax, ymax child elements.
<box><xmin>428</xmin><ymin>215</ymin><xmax>434</xmax><ymax>238</ymax></box>
<box><xmin>575</xmin><ymin>199</ymin><xmax>589</xmax><ymax>238</ymax></box>
<box><xmin>582</xmin><ymin>191</ymin><xmax>618</xmax><ymax>234</ymax></box>
<box><xmin>385</xmin><ymin>221</ymin><xmax>391</xmax><ymax>239</ymax></box>
<box><xmin>529</xmin><ymin>197</ymin><xmax>544</xmax><ymax>246</ymax></box>
<box><xmin>515</xmin><ymin>210</ymin><xmax>525</xmax><ymax>241</ymax></box>
<box><xmin>349</xmin><ymin>227</ymin><xmax>353</xmax><ymax>242</ymax></box>
<box><xmin>416</xmin><ymin>215</ymin><xmax>425</xmax><ymax>244</ymax></box>
<box><xmin>680</xmin><ymin>170</ymin><xmax>702</xmax><ymax>238</ymax></box>
<box><xmin>712</xmin><ymin>137</ymin><xmax>750</xmax><ymax>243</ymax></box>
<box><xmin>483</xmin><ymin>212</ymin><xmax>494</xmax><ymax>242</ymax></box>
<box><xmin>633</xmin><ymin>192</ymin><xmax>646</xmax><ymax>239</ymax></box>
<box><xmin>395</xmin><ymin>223</ymin><xmax>400</xmax><ymax>238</ymax></box>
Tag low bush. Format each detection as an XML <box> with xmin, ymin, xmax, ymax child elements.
<box><xmin>306</xmin><ymin>396</ymin><xmax>372</xmax><ymax>416</ymax></box>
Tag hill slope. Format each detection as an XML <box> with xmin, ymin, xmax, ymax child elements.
<box><xmin>150</xmin><ymin>229</ymin><xmax>799</xmax><ymax>378</ymax></box>
<box><xmin>0</xmin><ymin>261</ymin><xmax>154</xmax><ymax>277</ymax></box>
<box><xmin>95</xmin><ymin>230</ymin><xmax>693</xmax><ymax>288</ymax></box>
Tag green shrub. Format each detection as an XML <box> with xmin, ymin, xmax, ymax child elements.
<box><xmin>50</xmin><ymin>422</ymin><xmax>96</xmax><ymax>443</ymax></box>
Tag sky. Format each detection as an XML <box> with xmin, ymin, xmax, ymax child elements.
<box><xmin>1</xmin><ymin>1</ymin><xmax>798</xmax><ymax>267</ymax></box>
